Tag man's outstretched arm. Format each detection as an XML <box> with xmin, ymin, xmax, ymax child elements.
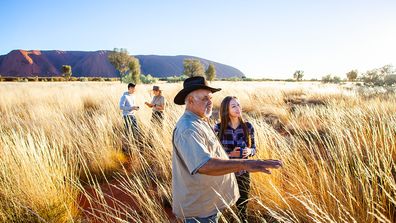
<box><xmin>197</xmin><ymin>158</ymin><xmax>282</xmax><ymax>176</ymax></box>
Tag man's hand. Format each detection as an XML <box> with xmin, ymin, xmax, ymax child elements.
<box><xmin>229</xmin><ymin>147</ymin><xmax>241</xmax><ymax>158</ymax></box>
<box><xmin>244</xmin><ymin>159</ymin><xmax>282</xmax><ymax>174</ymax></box>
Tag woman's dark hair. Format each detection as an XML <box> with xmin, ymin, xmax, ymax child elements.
<box><xmin>218</xmin><ymin>96</ymin><xmax>251</xmax><ymax>147</ymax></box>
<box><xmin>128</xmin><ymin>83</ymin><xmax>136</xmax><ymax>89</ymax></box>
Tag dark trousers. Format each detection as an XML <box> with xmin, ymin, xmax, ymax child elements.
<box><xmin>123</xmin><ymin>115</ymin><xmax>139</xmax><ymax>141</ymax></box>
<box><xmin>151</xmin><ymin>111</ymin><xmax>164</xmax><ymax>127</ymax></box>
<box><xmin>236</xmin><ymin>172</ymin><xmax>250</xmax><ymax>222</ymax></box>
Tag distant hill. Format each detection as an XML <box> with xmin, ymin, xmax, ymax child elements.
<box><xmin>0</xmin><ymin>50</ymin><xmax>244</xmax><ymax>78</ymax></box>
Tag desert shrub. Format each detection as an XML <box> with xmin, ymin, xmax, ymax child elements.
<box><xmin>18</xmin><ymin>78</ymin><xmax>28</xmax><ymax>82</ymax></box>
<box><xmin>87</xmin><ymin>77</ymin><xmax>104</xmax><ymax>81</ymax></box>
<box><xmin>332</xmin><ymin>76</ymin><xmax>342</xmax><ymax>83</ymax></box>
<box><xmin>362</xmin><ymin>65</ymin><xmax>395</xmax><ymax>86</ymax></box>
<box><xmin>357</xmin><ymin>86</ymin><xmax>396</xmax><ymax>98</ymax></box>
<box><xmin>166</xmin><ymin>75</ymin><xmax>188</xmax><ymax>83</ymax></box>
<box><xmin>140</xmin><ymin>74</ymin><xmax>158</xmax><ymax>84</ymax></box>
<box><xmin>384</xmin><ymin>74</ymin><xmax>396</xmax><ymax>86</ymax></box>
<box><xmin>322</xmin><ymin>75</ymin><xmax>342</xmax><ymax>83</ymax></box>
<box><xmin>225</xmin><ymin>77</ymin><xmax>242</xmax><ymax>81</ymax></box>
<box><xmin>80</xmin><ymin>77</ymin><xmax>89</xmax><ymax>82</ymax></box>
<box><xmin>241</xmin><ymin>77</ymin><xmax>254</xmax><ymax>81</ymax></box>
<box><xmin>2</xmin><ymin>77</ymin><xmax>14</xmax><ymax>81</ymax></box>
<box><xmin>49</xmin><ymin>77</ymin><xmax>64</xmax><ymax>82</ymax></box>
<box><xmin>69</xmin><ymin>77</ymin><xmax>79</xmax><ymax>81</ymax></box>
<box><xmin>362</xmin><ymin>69</ymin><xmax>384</xmax><ymax>86</ymax></box>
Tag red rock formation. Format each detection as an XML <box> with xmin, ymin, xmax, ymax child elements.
<box><xmin>0</xmin><ymin>50</ymin><xmax>245</xmax><ymax>78</ymax></box>
<box><xmin>0</xmin><ymin>50</ymin><xmax>45</xmax><ymax>76</ymax></box>
<box><xmin>0</xmin><ymin>50</ymin><xmax>117</xmax><ymax>77</ymax></box>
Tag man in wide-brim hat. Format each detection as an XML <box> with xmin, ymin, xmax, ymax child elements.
<box><xmin>171</xmin><ymin>76</ymin><xmax>283</xmax><ymax>222</ymax></box>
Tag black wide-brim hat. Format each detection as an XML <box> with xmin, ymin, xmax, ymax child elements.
<box><xmin>174</xmin><ymin>76</ymin><xmax>221</xmax><ymax>105</ymax></box>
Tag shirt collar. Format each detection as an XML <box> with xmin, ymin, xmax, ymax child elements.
<box><xmin>185</xmin><ymin>110</ymin><xmax>211</xmax><ymax>125</ymax></box>
<box><xmin>227</xmin><ymin>122</ymin><xmax>242</xmax><ymax>129</ymax></box>
<box><xmin>184</xmin><ymin>110</ymin><xmax>203</xmax><ymax>120</ymax></box>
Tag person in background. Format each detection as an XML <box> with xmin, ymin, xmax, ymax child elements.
<box><xmin>119</xmin><ymin>83</ymin><xmax>140</xmax><ymax>141</ymax></box>
<box><xmin>172</xmin><ymin>76</ymin><xmax>282</xmax><ymax>223</ymax></box>
<box><xmin>145</xmin><ymin>85</ymin><xmax>165</xmax><ymax>127</ymax></box>
<box><xmin>214</xmin><ymin>96</ymin><xmax>256</xmax><ymax>222</ymax></box>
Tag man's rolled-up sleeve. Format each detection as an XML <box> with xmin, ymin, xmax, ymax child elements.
<box><xmin>175</xmin><ymin>128</ymin><xmax>211</xmax><ymax>175</ymax></box>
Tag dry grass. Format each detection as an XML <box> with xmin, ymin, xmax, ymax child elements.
<box><xmin>0</xmin><ymin>81</ymin><xmax>395</xmax><ymax>222</ymax></box>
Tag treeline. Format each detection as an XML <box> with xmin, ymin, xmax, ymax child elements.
<box><xmin>319</xmin><ymin>64</ymin><xmax>396</xmax><ymax>86</ymax></box>
<box><xmin>0</xmin><ymin>75</ymin><xmax>268</xmax><ymax>83</ymax></box>
<box><xmin>0</xmin><ymin>76</ymin><xmax>119</xmax><ymax>82</ymax></box>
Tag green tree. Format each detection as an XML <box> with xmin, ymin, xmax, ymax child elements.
<box><xmin>332</xmin><ymin>76</ymin><xmax>342</xmax><ymax>84</ymax></box>
<box><xmin>183</xmin><ymin>59</ymin><xmax>204</xmax><ymax>77</ymax></box>
<box><xmin>61</xmin><ymin>65</ymin><xmax>72</xmax><ymax>81</ymax></box>
<box><xmin>379</xmin><ymin>64</ymin><xmax>394</xmax><ymax>76</ymax></box>
<box><xmin>346</xmin><ymin>70</ymin><xmax>358</xmax><ymax>82</ymax></box>
<box><xmin>362</xmin><ymin>65</ymin><xmax>395</xmax><ymax>86</ymax></box>
<box><xmin>363</xmin><ymin>69</ymin><xmax>383</xmax><ymax>86</ymax></box>
<box><xmin>140</xmin><ymin>74</ymin><xmax>158</xmax><ymax>84</ymax></box>
<box><xmin>205</xmin><ymin>63</ymin><xmax>216</xmax><ymax>81</ymax></box>
<box><xmin>128</xmin><ymin>57</ymin><xmax>141</xmax><ymax>84</ymax></box>
<box><xmin>108</xmin><ymin>48</ymin><xmax>135</xmax><ymax>82</ymax></box>
<box><xmin>293</xmin><ymin>70</ymin><xmax>304</xmax><ymax>81</ymax></box>
<box><xmin>322</xmin><ymin>74</ymin><xmax>332</xmax><ymax>83</ymax></box>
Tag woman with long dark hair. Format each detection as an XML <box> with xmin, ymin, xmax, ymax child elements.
<box><xmin>214</xmin><ymin>96</ymin><xmax>256</xmax><ymax>222</ymax></box>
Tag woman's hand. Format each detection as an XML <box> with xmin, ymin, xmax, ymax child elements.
<box><xmin>242</xmin><ymin>147</ymin><xmax>252</xmax><ymax>158</ymax></box>
<box><xmin>229</xmin><ymin>147</ymin><xmax>241</xmax><ymax>158</ymax></box>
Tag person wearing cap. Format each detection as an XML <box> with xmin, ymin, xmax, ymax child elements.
<box><xmin>145</xmin><ymin>85</ymin><xmax>165</xmax><ymax>127</ymax></box>
<box><xmin>172</xmin><ymin>76</ymin><xmax>282</xmax><ymax>223</ymax></box>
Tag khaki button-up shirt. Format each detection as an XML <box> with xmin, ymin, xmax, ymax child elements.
<box><xmin>172</xmin><ymin>110</ymin><xmax>239</xmax><ymax>218</ymax></box>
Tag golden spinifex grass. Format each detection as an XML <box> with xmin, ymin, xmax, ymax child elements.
<box><xmin>0</xmin><ymin>81</ymin><xmax>395</xmax><ymax>222</ymax></box>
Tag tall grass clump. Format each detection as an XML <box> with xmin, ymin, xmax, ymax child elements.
<box><xmin>0</xmin><ymin>129</ymin><xmax>79</xmax><ymax>222</ymax></box>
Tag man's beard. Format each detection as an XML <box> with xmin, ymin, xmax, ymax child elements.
<box><xmin>204</xmin><ymin>106</ymin><xmax>212</xmax><ymax>118</ymax></box>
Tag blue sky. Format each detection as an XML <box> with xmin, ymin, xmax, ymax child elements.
<box><xmin>1</xmin><ymin>0</ymin><xmax>395</xmax><ymax>79</ymax></box>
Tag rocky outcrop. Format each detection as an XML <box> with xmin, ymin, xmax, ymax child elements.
<box><xmin>0</xmin><ymin>50</ymin><xmax>244</xmax><ymax>78</ymax></box>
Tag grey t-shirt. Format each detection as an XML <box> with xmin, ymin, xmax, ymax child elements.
<box><xmin>172</xmin><ymin>110</ymin><xmax>239</xmax><ymax>218</ymax></box>
<box><xmin>151</xmin><ymin>95</ymin><xmax>165</xmax><ymax>112</ymax></box>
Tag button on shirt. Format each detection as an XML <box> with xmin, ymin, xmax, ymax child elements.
<box><xmin>172</xmin><ymin>111</ymin><xmax>239</xmax><ymax>218</ymax></box>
